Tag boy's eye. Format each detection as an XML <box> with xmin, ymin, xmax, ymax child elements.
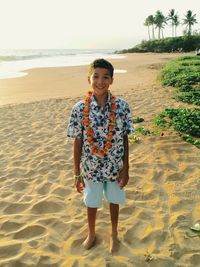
<box><xmin>92</xmin><ymin>75</ymin><xmax>110</xmax><ymax>79</ymax></box>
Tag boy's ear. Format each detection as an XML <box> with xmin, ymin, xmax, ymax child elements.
<box><xmin>88</xmin><ymin>76</ymin><xmax>91</xmax><ymax>84</ymax></box>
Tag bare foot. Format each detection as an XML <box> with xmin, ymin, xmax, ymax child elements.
<box><xmin>110</xmin><ymin>235</ymin><xmax>120</xmax><ymax>254</ymax></box>
<box><xmin>83</xmin><ymin>235</ymin><xmax>96</xmax><ymax>250</ymax></box>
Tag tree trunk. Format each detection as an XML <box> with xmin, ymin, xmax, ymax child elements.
<box><xmin>152</xmin><ymin>25</ymin><xmax>155</xmax><ymax>40</ymax></box>
<box><xmin>148</xmin><ymin>26</ymin><xmax>151</xmax><ymax>40</ymax></box>
<box><xmin>158</xmin><ymin>28</ymin><xmax>161</xmax><ymax>39</ymax></box>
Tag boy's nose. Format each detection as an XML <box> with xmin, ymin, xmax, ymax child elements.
<box><xmin>97</xmin><ymin>78</ymin><xmax>103</xmax><ymax>85</ymax></box>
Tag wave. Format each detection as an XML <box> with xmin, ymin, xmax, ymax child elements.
<box><xmin>0</xmin><ymin>49</ymin><xmax>114</xmax><ymax>62</ymax></box>
<box><xmin>0</xmin><ymin>53</ymin><xmax>77</xmax><ymax>62</ymax></box>
<box><xmin>0</xmin><ymin>49</ymin><xmax>124</xmax><ymax>79</ymax></box>
<box><xmin>0</xmin><ymin>55</ymin><xmax>46</xmax><ymax>62</ymax></box>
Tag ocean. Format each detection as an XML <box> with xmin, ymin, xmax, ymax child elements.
<box><xmin>0</xmin><ymin>49</ymin><xmax>126</xmax><ymax>79</ymax></box>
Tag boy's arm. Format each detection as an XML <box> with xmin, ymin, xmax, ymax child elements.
<box><xmin>74</xmin><ymin>137</ymin><xmax>84</xmax><ymax>192</ymax></box>
<box><xmin>74</xmin><ymin>137</ymin><xmax>83</xmax><ymax>175</ymax></box>
<box><xmin>123</xmin><ymin>134</ymin><xmax>129</xmax><ymax>170</ymax></box>
<box><xmin>118</xmin><ymin>135</ymin><xmax>129</xmax><ymax>189</ymax></box>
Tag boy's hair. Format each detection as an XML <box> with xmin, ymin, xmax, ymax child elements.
<box><xmin>88</xmin><ymin>58</ymin><xmax>114</xmax><ymax>78</ymax></box>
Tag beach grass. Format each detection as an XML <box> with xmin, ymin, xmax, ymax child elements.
<box><xmin>159</xmin><ymin>55</ymin><xmax>200</xmax><ymax>105</ymax></box>
<box><xmin>155</xmin><ymin>55</ymin><xmax>200</xmax><ymax>148</ymax></box>
<box><xmin>154</xmin><ymin>107</ymin><xmax>200</xmax><ymax>148</ymax></box>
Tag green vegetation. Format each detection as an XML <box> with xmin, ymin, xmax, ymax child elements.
<box><xmin>182</xmin><ymin>10</ymin><xmax>198</xmax><ymax>36</ymax></box>
<box><xmin>154</xmin><ymin>108</ymin><xmax>200</xmax><ymax>148</ymax></box>
<box><xmin>174</xmin><ymin>91</ymin><xmax>200</xmax><ymax>106</ymax></box>
<box><xmin>129</xmin><ymin>118</ymin><xmax>151</xmax><ymax>143</ymax></box>
<box><xmin>130</xmin><ymin>55</ymin><xmax>200</xmax><ymax>148</ymax></box>
<box><xmin>125</xmin><ymin>8</ymin><xmax>199</xmax><ymax>148</ymax></box>
<box><xmin>134</xmin><ymin>127</ymin><xmax>151</xmax><ymax>136</ymax></box>
<box><xmin>144</xmin><ymin>9</ymin><xmax>197</xmax><ymax>40</ymax></box>
<box><xmin>160</xmin><ymin>56</ymin><xmax>200</xmax><ymax>105</ymax></box>
<box><xmin>168</xmin><ymin>9</ymin><xmax>179</xmax><ymax>38</ymax></box>
<box><xmin>115</xmin><ymin>35</ymin><xmax>200</xmax><ymax>53</ymax></box>
<box><xmin>132</xmin><ymin>117</ymin><xmax>144</xmax><ymax>123</ymax></box>
<box><xmin>128</xmin><ymin>126</ymin><xmax>152</xmax><ymax>143</ymax></box>
<box><xmin>154</xmin><ymin>55</ymin><xmax>200</xmax><ymax>148</ymax></box>
<box><xmin>116</xmin><ymin>9</ymin><xmax>199</xmax><ymax>54</ymax></box>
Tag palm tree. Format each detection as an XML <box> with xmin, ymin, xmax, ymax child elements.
<box><xmin>173</xmin><ymin>14</ymin><xmax>180</xmax><ymax>37</ymax></box>
<box><xmin>144</xmin><ymin>17</ymin><xmax>151</xmax><ymax>40</ymax></box>
<box><xmin>148</xmin><ymin>15</ymin><xmax>155</xmax><ymax>40</ymax></box>
<box><xmin>183</xmin><ymin>10</ymin><xmax>197</xmax><ymax>35</ymax></box>
<box><xmin>144</xmin><ymin>15</ymin><xmax>155</xmax><ymax>40</ymax></box>
<box><xmin>168</xmin><ymin>9</ymin><xmax>176</xmax><ymax>37</ymax></box>
<box><xmin>154</xmin><ymin>10</ymin><xmax>167</xmax><ymax>39</ymax></box>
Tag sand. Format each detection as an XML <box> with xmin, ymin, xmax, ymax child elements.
<box><xmin>0</xmin><ymin>53</ymin><xmax>200</xmax><ymax>267</ymax></box>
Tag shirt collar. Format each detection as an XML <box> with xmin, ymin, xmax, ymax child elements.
<box><xmin>90</xmin><ymin>92</ymin><xmax>111</xmax><ymax>110</ymax></box>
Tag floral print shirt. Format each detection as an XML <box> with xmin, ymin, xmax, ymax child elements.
<box><xmin>67</xmin><ymin>93</ymin><xmax>134</xmax><ymax>183</ymax></box>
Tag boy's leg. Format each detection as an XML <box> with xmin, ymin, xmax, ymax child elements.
<box><xmin>110</xmin><ymin>203</ymin><xmax>119</xmax><ymax>236</ymax></box>
<box><xmin>83</xmin><ymin>207</ymin><xmax>97</xmax><ymax>249</ymax></box>
<box><xmin>109</xmin><ymin>203</ymin><xmax>120</xmax><ymax>253</ymax></box>
<box><xmin>83</xmin><ymin>179</ymin><xmax>103</xmax><ymax>249</ymax></box>
<box><xmin>104</xmin><ymin>181</ymin><xmax>125</xmax><ymax>253</ymax></box>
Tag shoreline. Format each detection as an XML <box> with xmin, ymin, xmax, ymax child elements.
<box><xmin>0</xmin><ymin>52</ymin><xmax>189</xmax><ymax>107</ymax></box>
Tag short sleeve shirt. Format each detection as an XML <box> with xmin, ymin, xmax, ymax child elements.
<box><xmin>67</xmin><ymin>93</ymin><xmax>134</xmax><ymax>183</ymax></box>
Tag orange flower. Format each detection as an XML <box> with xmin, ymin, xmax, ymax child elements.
<box><xmin>83</xmin><ymin>91</ymin><xmax>116</xmax><ymax>158</ymax></box>
<box><xmin>83</xmin><ymin>118</ymin><xmax>89</xmax><ymax>126</ymax></box>
<box><xmin>84</xmin><ymin>108</ymin><xmax>89</xmax><ymax>115</ymax></box>
<box><xmin>105</xmin><ymin>142</ymin><xmax>112</xmax><ymax>149</ymax></box>
<box><xmin>97</xmin><ymin>149</ymin><xmax>105</xmax><ymax>157</ymax></box>
<box><xmin>87</xmin><ymin>136</ymin><xmax>93</xmax><ymax>143</ymax></box>
<box><xmin>107</xmin><ymin>133</ymin><xmax>113</xmax><ymax>140</ymax></box>
<box><xmin>91</xmin><ymin>145</ymin><xmax>97</xmax><ymax>154</ymax></box>
<box><xmin>87</xmin><ymin>128</ymin><xmax>94</xmax><ymax>136</ymax></box>
<box><xmin>111</xmin><ymin>103</ymin><xmax>116</xmax><ymax>109</ymax></box>
<box><xmin>109</xmin><ymin>124</ymin><xmax>115</xmax><ymax>131</ymax></box>
<box><xmin>110</xmin><ymin>113</ymin><xmax>116</xmax><ymax>122</ymax></box>
<box><xmin>85</xmin><ymin>97</ymin><xmax>90</xmax><ymax>104</ymax></box>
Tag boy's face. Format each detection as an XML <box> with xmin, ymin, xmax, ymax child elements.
<box><xmin>88</xmin><ymin>68</ymin><xmax>113</xmax><ymax>97</ymax></box>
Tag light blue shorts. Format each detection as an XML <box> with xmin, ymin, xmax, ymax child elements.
<box><xmin>83</xmin><ymin>179</ymin><xmax>125</xmax><ymax>208</ymax></box>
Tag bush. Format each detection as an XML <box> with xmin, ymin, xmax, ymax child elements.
<box><xmin>154</xmin><ymin>108</ymin><xmax>200</xmax><ymax>148</ymax></box>
<box><xmin>132</xmin><ymin>117</ymin><xmax>144</xmax><ymax>123</ymax></box>
<box><xmin>174</xmin><ymin>90</ymin><xmax>200</xmax><ymax>105</ymax></box>
<box><xmin>160</xmin><ymin>56</ymin><xmax>200</xmax><ymax>105</ymax></box>
<box><xmin>115</xmin><ymin>36</ymin><xmax>200</xmax><ymax>53</ymax></box>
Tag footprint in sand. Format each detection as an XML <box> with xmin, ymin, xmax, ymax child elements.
<box><xmin>0</xmin><ymin>243</ymin><xmax>22</xmax><ymax>259</ymax></box>
<box><xmin>31</xmin><ymin>200</ymin><xmax>65</xmax><ymax>214</ymax></box>
<box><xmin>13</xmin><ymin>225</ymin><xmax>46</xmax><ymax>240</ymax></box>
<box><xmin>1</xmin><ymin>221</ymin><xmax>24</xmax><ymax>232</ymax></box>
<box><xmin>3</xmin><ymin>203</ymin><xmax>29</xmax><ymax>214</ymax></box>
<box><xmin>12</xmin><ymin>180</ymin><xmax>30</xmax><ymax>191</ymax></box>
<box><xmin>51</xmin><ymin>186</ymin><xmax>71</xmax><ymax>197</ymax></box>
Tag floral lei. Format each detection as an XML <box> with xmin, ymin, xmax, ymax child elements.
<box><xmin>83</xmin><ymin>91</ymin><xmax>116</xmax><ymax>158</ymax></box>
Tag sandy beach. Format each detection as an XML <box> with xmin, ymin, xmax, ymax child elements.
<box><xmin>0</xmin><ymin>53</ymin><xmax>200</xmax><ymax>267</ymax></box>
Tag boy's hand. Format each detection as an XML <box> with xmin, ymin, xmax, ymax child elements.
<box><xmin>75</xmin><ymin>179</ymin><xmax>85</xmax><ymax>193</ymax></box>
<box><xmin>117</xmin><ymin>168</ymin><xmax>129</xmax><ymax>189</ymax></box>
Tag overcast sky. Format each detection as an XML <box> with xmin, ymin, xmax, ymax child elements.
<box><xmin>0</xmin><ymin>0</ymin><xmax>199</xmax><ymax>49</ymax></box>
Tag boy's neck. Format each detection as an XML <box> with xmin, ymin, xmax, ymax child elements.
<box><xmin>93</xmin><ymin>92</ymin><xmax>109</xmax><ymax>108</ymax></box>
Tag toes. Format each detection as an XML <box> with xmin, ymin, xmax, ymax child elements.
<box><xmin>110</xmin><ymin>236</ymin><xmax>120</xmax><ymax>254</ymax></box>
<box><xmin>83</xmin><ymin>236</ymin><xmax>96</xmax><ymax>250</ymax></box>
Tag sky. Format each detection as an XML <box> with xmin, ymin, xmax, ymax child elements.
<box><xmin>0</xmin><ymin>0</ymin><xmax>199</xmax><ymax>50</ymax></box>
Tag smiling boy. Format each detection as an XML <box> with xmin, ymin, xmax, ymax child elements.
<box><xmin>67</xmin><ymin>58</ymin><xmax>133</xmax><ymax>253</ymax></box>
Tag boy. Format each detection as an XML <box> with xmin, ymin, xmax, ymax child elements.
<box><xmin>67</xmin><ymin>58</ymin><xmax>133</xmax><ymax>253</ymax></box>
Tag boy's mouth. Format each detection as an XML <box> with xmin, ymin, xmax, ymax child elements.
<box><xmin>96</xmin><ymin>86</ymin><xmax>105</xmax><ymax>89</ymax></box>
